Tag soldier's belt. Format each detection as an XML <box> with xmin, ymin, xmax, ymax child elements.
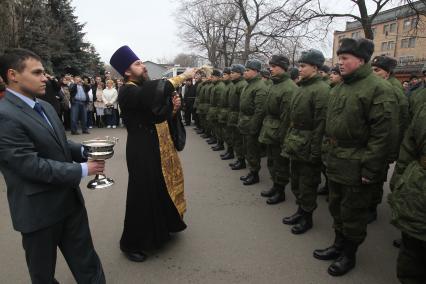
<box><xmin>329</xmin><ymin>137</ymin><xmax>365</xmax><ymax>148</ymax></box>
<box><xmin>290</xmin><ymin>121</ymin><xmax>312</xmax><ymax>131</ymax></box>
<box><xmin>420</xmin><ymin>156</ymin><xmax>426</xmax><ymax>169</ymax></box>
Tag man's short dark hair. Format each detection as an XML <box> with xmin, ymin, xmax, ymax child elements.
<box><xmin>0</xmin><ymin>48</ymin><xmax>42</xmax><ymax>84</ymax></box>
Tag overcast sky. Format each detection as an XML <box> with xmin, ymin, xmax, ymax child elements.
<box><xmin>71</xmin><ymin>0</ymin><xmax>397</xmax><ymax>63</ymax></box>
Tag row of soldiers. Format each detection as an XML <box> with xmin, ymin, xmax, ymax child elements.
<box><xmin>190</xmin><ymin>37</ymin><xmax>426</xmax><ymax>281</ymax></box>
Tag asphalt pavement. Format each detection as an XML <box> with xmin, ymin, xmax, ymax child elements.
<box><xmin>0</xmin><ymin>126</ymin><xmax>401</xmax><ymax>283</ymax></box>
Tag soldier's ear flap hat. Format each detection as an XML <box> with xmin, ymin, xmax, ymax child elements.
<box><xmin>231</xmin><ymin>64</ymin><xmax>245</xmax><ymax>75</ymax></box>
<box><xmin>269</xmin><ymin>55</ymin><xmax>290</xmax><ymax>71</ymax></box>
<box><xmin>337</xmin><ymin>38</ymin><xmax>374</xmax><ymax>63</ymax></box>
<box><xmin>212</xmin><ymin>69</ymin><xmax>222</xmax><ymax>77</ymax></box>
<box><xmin>245</xmin><ymin>59</ymin><xmax>262</xmax><ymax>72</ymax></box>
<box><xmin>260</xmin><ymin>69</ymin><xmax>271</xmax><ymax>78</ymax></box>
<box><xmin>371</xmin><ymin>55</ymin><xmax>398</xmax><ymax>73</ymax></box>
<box><xmin>223</xmin><ymin>67</ymin><xmax>232</xmax><ymax>75</ymax></box>
<box><xmin>110</xmin><ymin>45</ymin><xmax>140</xmax><ymax>77</ymax></box>
<box><xmin>330</xmin><ymin>64</ymin><xmax>341</xmax><ymax>75</ymax></box>
<box><xmin>289</xmin><ymin>67</ymin><xmax>299</xmax><ymax>80</ymax></box>
<box><xmin>298</xmin><ymin>49</ymin><xmax>325</xmax><ymax>68</ymax></box>
<box><xmin>320</xmin><ymin>65</ymin><xmax>330</xmax><ymax>73</ymax></box>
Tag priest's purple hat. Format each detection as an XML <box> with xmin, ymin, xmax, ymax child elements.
<box><xmin>109</xmin><ymin>45</ymin><xmax>140</xmax><ymax>76</ymax></box>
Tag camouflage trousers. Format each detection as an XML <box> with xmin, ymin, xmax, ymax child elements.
<box><xmin>290</xmin><ymin>160</ymin><xmax>321</xmax><ymax>212</ymax></box>
<box><xmin>328</xmin><ymin>180</ymin><xmax>373</xmax><ymax>244</ymax></box>
<box><xmin>198</xmin><ymin>114</ymin><xmax>207</xmax><ymax>130</ymax></box>
<box><xmin>243</xmin><ymin>134</ymin><xmax>261</xmax><ymax>172</ymax></box>
<box><xmin>397</xmin><ymin>232</ymin><xmax>426</xmax><ymax>284</ymax></box>
<box><xmin>266</xmin><ymin>144</ymin><xmax>290</xmax><ymax>187</ymax></box>
<box><xmin>230</xmin><ymin>126</ymin><xmax>244</xmax><ymax>159</ymax></box>
<box><xmin>223</xmin><ymin>125</ymin><xmax>233</xmax><ymax>149</ymax></box>
<box><xmin>370</xmin><ymin>164</ymin><xmax>390</xmax><ymax>209</ymax></box>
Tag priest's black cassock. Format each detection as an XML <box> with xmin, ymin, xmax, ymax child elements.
<box><xmin>118</xmin><ymin>79</ymin><xmax>186</xmax><ymax>253</ymax></box>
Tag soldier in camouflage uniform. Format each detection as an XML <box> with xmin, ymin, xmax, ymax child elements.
<box><xmin>202</xmin><ymin>77</ymin><xmax>215</xmax><ymax>141</ymax></box>
<box><xmin>228</xmin><ymin>64</ymin><xmax>248</xmax><ymax>169</ymax></box>
<box><xmin>281</xmin><ymin>49</ymin><xmax>329</xmax><ymax>235</ymax></box>
<box><xmin>319</xmin><ymin>65</ymin><xmax>331</xmax><ymax>84</ymax></box>
<box><xmin>238</xmin><ymin>60</ymin><xmax>268</xmax><ymax>185</ymax></box>
<box><xmin>388</xmin><ymin>102</ymin><xmax>426</xmax><ymax>284</ymax></box>
<box><xmin>368</xmin><ymin>55</ymin><xmax>409</xmax><ymax>224</ymax></box>
<box><xmin>218</xmin><ymin>68</ymin><xmax>234</xmax><ymax>159</ymax></box>
<box><xmin>193</xmin><ymin>70</ymin><xmax>206</xmax><ymax>132</ymax></box>
<box><xmin>319</xmin><ymin>65</ymin><xmax>343</xmax><ymax>197</ymax></box>
<box><xmin>207</xmin><ymin>70</ymin><xmax>226</xmax><ymax>149</ymax></box>
<box><xmin>197</xmin><ymin>76</ymin><xmax>212</xmax><ymax>139</ymax></box>
<box><xmin>313</xmin><ymin>38</ymin><xmax>398</xmax><ymax>276</ymax></box>
<box><xmin>408</xmin><ymin>66</ymin><xmax>426</xmax><ymax>121</ymax></box>
<box><xmin>260</xmin><ymin>69</ymin><xmax>273</xmax><ymax>86</ymax></box>
<box><xmin>258</xmin><ymin>55</ymin><xmax>297</xmax><ymax>205</ymax></box>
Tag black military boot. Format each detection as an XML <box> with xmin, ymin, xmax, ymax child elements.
<box><xmin>200</xmin><ymin>133</ymin><xmax>210</xmax><ymax>139</ymax></box>
<box><xmin>367</xmin><ymin>206</ymin><xmax>378</xmax><ymax>224</ymax></box>
<box><xmin>243</xmin><ymin>171</ymin><xmax>259</xmax><ymax>185</ymax></box>
<box><xmin>282</xmin><ymin>207</ymin><xmax>303</xmax><ymax>225</ymax></box>
<box><xmin>327</xmin><ymin>240</ymin><xmax>357</xmax><ymax>276</ymax></box>
<box><xmin>231</xmin><ymin>159</ymin><xmax>246</xmax><ymax>170</ymax></box>
<box><xmin>212</xmin><ymin>143</ymin><xmax>225</xmax><ymax>151</ymax></box>
<box><xmin>291</xmin><ymin>209</ymin><xmax>313</xmax><ymax>234</ymax></box>
<box><xmin>266</xmin><ymin>185</ymin><xmax>285</xmax><ymax>204</ymax></box>
<box><xmin>313</xmin><ymin>231</ymin><xmax>344</xmax><ymax>260</ymax></box>
<box><xmin>196</xmin><ymin>129</ymin><xmax>204</xmax><ymax>134</ymax></box>
<box><xmin>221</xmin><ymin>151</ymin><xmax>234</xmax><ymax>160</ymax></box>
<box><xmin>229</xmin><ymin>160</ymin><xmax>239</xmax><ymax>167</ymax></box>
<box><xmin>240</xmin><ymin>172</ymin><xmax>252</xmax><ymax>181</ymax></box>
<box><xmin>260</xmin><ymin>184</ymin><xmax>277</xmax><ymax>198</ymax></box>
<box><xmin>207</xmin><ymin>138</ymin><xmax>217</xmax><ymax>145</ymax></box>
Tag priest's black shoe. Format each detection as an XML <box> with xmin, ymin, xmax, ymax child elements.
<box><xmin>366</xmin><ymin>207</ymin><xmax>377</xmax><ymax>224</ymax></box>
<box><xmin>212</xmin><ymin>144</ymin><xmax>225</xmax><ymax>151</ymax></box>
<box><xmin>317</xmin><ymin>185</ymin><xmax>329</xmax><ymax>195</ymax></box>
<box><xmin>266</xmin><ymin>187</ymin><xmax>285</xmax><ymax>205</ymax></box>
<box><xmin>221</xmin><ymin>152</ymin><xmax>234</xmax><ymax>160</ymax></box>
<box><xmin>393</xmin><ymin>238</ymin><xmax>401</xmax><ymax>248</ymax></box>
<box><xmin>123</xmin><ymin>251</ymin><xmax>147</xmax><ymax>262</ymax></box>
<box><xmin>291</xmin><ymin>210</ymin><xmax>313</xmax><ymax>234</ymax></box>
<box><xmin>243</xmin><ymin>172</ymin><xmax>259</xmax><ymax>185</ymax></box>
<box><xmin>240</xmin><ymin>172</ymin><xmax>252</xmax><ymax>181</ymax></box>
<box><xmin>282</xmin><ymin>207</ymin><xmax>303</xmax><ymax>225</ymax></box>
<box><xmin>314</xmin><ymin>232</ymin><xmax>344</xmax><ymax>260</ymax></box>
<box><xmin>327</xmin><ymin>240</ymin><xmax>357</xmax><ymax>276</ymax></box>
<box><xmin>231</xmin><ymin>159</ymin><xmax>246</xmax><ymax>170</ymax></box>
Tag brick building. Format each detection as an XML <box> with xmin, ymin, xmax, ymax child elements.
<box><xmin>332</xmin><ymin>1</ymin><xmax>426</xmax><ymax>80</ymax></box>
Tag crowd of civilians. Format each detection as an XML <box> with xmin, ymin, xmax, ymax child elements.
<box><xmin>1</xmin><ymin>71</ymin><xmax>123</xmax><ymax>134</ymax></box>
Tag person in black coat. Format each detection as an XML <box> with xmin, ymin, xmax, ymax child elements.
<box><xmin>109</xmin><ymin>46</ymin><xmax>194</xmax><ymax>262</ymax></box>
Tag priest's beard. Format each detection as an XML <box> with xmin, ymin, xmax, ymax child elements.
<box><xmin>134</xmin><ymin>73</ymin><xmax>151</xmax><ymax>85</ymax></box>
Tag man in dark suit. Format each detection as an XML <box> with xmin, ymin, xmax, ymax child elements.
<box><xmin>0</xmin><ymin>48</ymin><xmax>106</xmax><ymax>284</ymax></box>
<box><xmin>69</xmin><ymin>75</ymin><xmax>91</xmax><ymax>135</ymax></box>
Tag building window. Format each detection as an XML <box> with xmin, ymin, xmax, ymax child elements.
<box><xmin>399</xmin><ymin>56</ymin><xmax>414</xmax><ymax>64</ymax></box>
<box><xmin>383</xmin><ymin>23</ymin><xmax>397</xmax><ymax>34</ymax></box>
<box><xmin>381</xmin><ymin>41</ymin><xmax>395</xmax><ymax>51</ymax></box>
<box><xmin>401</xmin><ymin>37</ymin><xmax>416</xmax><ymax>48</ymax></box>
<box><xmin>351</xmin><ymin>31</ymin><xmax>361</xmax><ymax>39</ymax></box>
<box><xmin>390</xmin><ymin>23</ymin><xmax>397</xmax><ymax>33</ymax></box>
<box><xmin>403</xmin><ymin>18</ymin><xmax>418</xmax><ymax>31</ymax></box>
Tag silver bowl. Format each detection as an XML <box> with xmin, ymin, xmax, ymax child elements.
<box><xmin>82</xmin><ymin>137</ymin><xmax>118</xmax><ymax>190</ymax></box>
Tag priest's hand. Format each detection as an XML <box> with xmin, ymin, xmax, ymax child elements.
<box><xmin>172</xmin><ymin>95</ymin><xmax>182</xmax><ymax>113</ymax></box>
<box><xmin>88</xmin><ymin>160</ymin><xmax>105</xmax><ymax>175</ymax></box>
<box><xmin>182</xmin><ymin>68</ymin><xmax>196</xmax><ymax>80</ymax></box>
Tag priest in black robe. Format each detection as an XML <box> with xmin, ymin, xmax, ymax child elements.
<box><xmin>110</xmin><ymin>46</ymin><xmax>194</xmax><ymax>262</ymax></box>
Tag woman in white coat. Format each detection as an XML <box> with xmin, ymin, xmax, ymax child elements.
<box><xmin>102</xmin><ymin>80</ymin><xmax>118</xmax><ymax>128</ymax></box>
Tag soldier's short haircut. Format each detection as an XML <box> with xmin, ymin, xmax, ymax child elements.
<box><xmin>0</xmin><ymin>48</ymin><xmax>42</xmax><ymax>84</ymax></box>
